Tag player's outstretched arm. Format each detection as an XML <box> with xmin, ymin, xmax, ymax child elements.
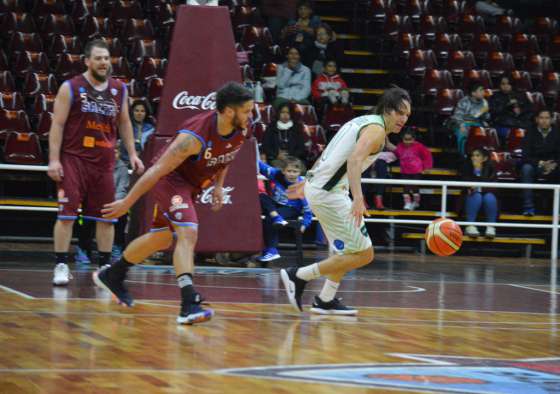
<box><xmin>347</xmin><ymin>124</ymin><xmax>385</xmax><ymax>226</ymax></box>
<box><xmin>102</xmin><ymin>133</ymin><xmax>202</xmax><ymax>219</ymax></box>
<box><xmin>47</xmin><ymin>82</ymin><xmax>72</xmax><ymax>182</ymax></box>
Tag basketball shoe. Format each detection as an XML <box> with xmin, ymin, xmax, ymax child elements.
<box><xmin>310</xmin><ymin>296</ymin><xmax>358</xmax><ymax>315</ymax></box>
<box><xmin>177</xmin><ymin>292</ymin><xmax>214</xmax><ymax>325</ymax></box>
<box><xmin>93</xmin><ymin>265</ymin><xmax>134</xmax><ymax>307</ymax></box>
<box><xmin>53</xmin><ymin>263</ymin><xmax>72</xmax><ymax>286</ymax></box>
<box><xmin>280</xmin><ymin>267</ymin><xmax>307</xmax><ymax>312</ymax></box>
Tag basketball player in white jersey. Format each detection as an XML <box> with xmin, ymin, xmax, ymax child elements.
<box><xmin>281</xmin><ymin>87</ymin><xmax>411</xmax><ymax>315</ymax></box>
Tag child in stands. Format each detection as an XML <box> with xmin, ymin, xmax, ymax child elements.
<box><xmin>257</xmin><ymin>157</ymin><xmax>312</xmax><ymax>262</ymax></box>
<box><xmin>390</xmin><ymin>129</ymin><xmax>433</xmax><ymax>210</ymax></box>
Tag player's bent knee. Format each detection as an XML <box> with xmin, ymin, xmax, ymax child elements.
<box><xmin>357</xmin><ymin>246</ymin><xmax>374</xmax><ymax>267</ymax></box>
<box><xmin>174</xmin><ymin>226</ymin><xmax>198</xmax><ymax>244</ymax></box>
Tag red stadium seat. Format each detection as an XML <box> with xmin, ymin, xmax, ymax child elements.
<box><xmin>466</xmin><ymin>126</ymin><xmax>499</xmax><ymax>154</ymax></box>
<box><xmin>22</xmin><ymin>73</ymin><xmax>58</xmax><ymax>97</ymax></box>
<box><xmin>491</xmin><ymin>16</ymin><xmax>522</xmax><ymax>48</ymax></box>
<box><xmin>239</xmin><ymin>26</ymin><xmax>273</xmax><ymax>49</ymax></box>
<box><xmin>99</xmin><ymin>36</ymin><xmax>124</xmax><ymax>57</ymax></box>
<box><xmin>0</xmin><ymin>0</ymin><xmax>25</xmax><ymax>13</ymax></box>
<box><xmin>1</xmin><ymin>12</ymin><xmax>37</xmax><ymax>38</ymax></box>
<box><xmin>442</xmin><ymin>0</ymin><xmax>461</xmax><ymax>24</ymax></box>
<box><xmin>419</xmin><ymin>15</ymin><xmax>447</xmax><ymax>43</ymax></box>
<box><xmin>383</xmin><ymin>14</ymin><xmax>414</xmax><ymax>38</ymax></box>
<box><xmin>322</xmin><ymin>104</ymin><xmax>354</xmax><ymax>130</ymax></box>
<box><xmin>486</xmin><ymin>51</ymin><xmax>515</xmax><ymax>80</ymax></box>
<box><xmin>510</xmin><ymin>70</ymin><xmax>533</xmax><ymax>92</ymax></box>
<box><xmin>121</xmin><ymin>18</ymin><xmax>155</xmax><ymax>44</ymax></box>
<box><xmin>48</xmin><ymin>35</ymin><xmax>83</xmax><ymax>59</ymax></box>
<box><xmin>447</xmin><ymin>50</ymin><xmax>477</xmax><ymax>80</ymax></box>
<box><xmin>0</xmin><ymin>50</ymin><xmax>7</xmax><ymax>72</ymax></box>
<box><xmin>2</xmin><ymin>131</ymin><xmax>43</xmax><ymax>164</ymax></box>
<box><xmin>231</xmin><ymin>6</ymin><xmax>264</xmax><ymax>29</ymax></box>
<box><xmin>9</xmin><ymin>32</ymin><xmax>44</xmax><ymax>55</ymax></box>
<box><xmin>54</xmin><ymin>54</ymin><xmax>86</xmax><ymax>81</ymax></box>
<box><xmin>79</xmin><ymin>16</ymin><xmax>113</xmax><ymax>41</ymax></box>
<box><xmin>33</xmin><ymin>93</ymin><xmax>56</xmax><ymax>114</ymax></box>
<box><xmin>506</xmin><ymin>127</ymin><xmax>525</xmax><ymax>156</ymax></box>
<box><xmin>110</xmin><ymin>56</ymin><xmax>133</xmax><ymax>80</ymax></box>
<box><xmin>13</xmin><ymin>51</ymin><xmax>50</xmax><ymax>78</ymax></box>
<box><xmin>128</xmin><ymin>39</ymin><xmax>161</xmax><ymax>63</ymax></box>
<box><xmin>530</xmin><ymin>17</ymin><xmax>559</xmax><ymax>49</ymax></box>
<box><xmin>0</xmin><ymin>71</ymin><xmax>16</xmax><ymax>92</ymax></box>
<box><xmin>35</xmin><ymin>111</ymin><xmax>53</xmax><ymax>138</ymax></box>
<box><xmin>463</xmin><ymin>69</ymin><xmax>493</xmax><ymax>90</ymax></box>
<box><xmin>490</xmin><ymin>151</ymin><xmax>517</xmax><ymax>181</ymax></box>
<box><xmin>240</xmin><ymin>64</ymin><xmax>254</xmax><ymax>81</ymax></box>
<box><xmin>122</xmin><ymin>78</ymin><xmax>145</xmax><ymax>103</ymax></box>
<box><xmin>408</xmin><ymin>48</ymin><xmax>437</xmax><ymax>77</ymax></box>
<box><xmin>457</xmin><ymin>14</ymin><xmax>485</xmax><ymax>46</ymax></box>
<box><xmin>40</xmin><ymin>14</ymin><xmax>75</xmax><ymax>41</ymax></box>
<box><xmin>0</xmin><ymin>109</ymin><xmax>31</xmax><ymax>133</ymax></box>
<box><xmin>253</xmin><ymin>103</ymin><xmax>275</xmax><ymax>124</ymax></box>
<box><xmin>470</xmin><ymin>33</ymin><xmax>501</xmax><ymax>67</ymax></box>
<box><xmin>432</xmin><ymin>32</ymin><xmax>462</xmax><ymax>64</ymax></box>
<box><xmin>509</xmin><ymin>33</ymin><xmax>540</xmax><ymax>66</ymax></box>
<box><xmin>522</xmin><ymin>55</ymin><xmax>553</xmax><ymax>83</ymax></box>
<box><xmin>32</xmin><ymin>0</ymin><xmax>65</xmax><ymax>16</ymax></box>
<box><xmin>421</xmin><ymin>68</ymin><xmax>454</xmax><ymax>96</ymax></box>
<box><xmin>540</xmin><ymin>72</ymin><xmax>560</xmax><ymax>102</ymax></box>
<box><xmin>110</xmin><ymin>0</ymin><xmax>144</xmax><ymax>23</ymax></box>
<box><xmin>526</xmin><ymin>91</ymin><xmax>546</xmax><ymax>114</ymax></box>
<box><xmin>147</xmin><ymin>77</ymin><xmax>164</xmax><ymax>104</ymax></box>
<box><xmin>0</xmin><ymin>91</ymin><xmax>24</xmax><ymax>111</ymax></box>
<box><xmin>70</xmin><ymin>0</ymin><xmax>102</xmax><ymax>25</ymax></box>
<box><xmin>433</xmin><ymin>88</ymin><xmax>464</xmax><ymax>116</ymax></box>
<box><xmin>137</xmin><ymin>57</ymin><xmax>167</xmax><ymax>82</ymax></box>
<box><xmin>251</xmin><ymin>121</ymin><xmax>266</xmax><ymax>143</ymax></box>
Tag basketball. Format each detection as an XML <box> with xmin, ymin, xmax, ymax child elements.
<box><xmin>425</xmin><ymin>218</ymin><xmax>463</xmax><ymax>256</ymax></box>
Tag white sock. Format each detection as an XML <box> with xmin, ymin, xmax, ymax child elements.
<box><xmin>296</xmin><ymin>263</ymin><xmax>321</xmax><ymax>281</ymax></box>
<box><xmin>318</xmin><ymin>279</ymin><xmax>340</xmax><ymax>302</ymax></box>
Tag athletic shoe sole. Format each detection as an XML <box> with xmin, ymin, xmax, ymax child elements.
<box><xmin>52</xmin><ymin>279</ymin><xmax>69</xmax><ymax>286</ymax></box>
<box><xmin>256</xmin><ymin>254</ymin><xmax>281</xmax><ymax>262</ymax></box>
<box><xmin>280</xmin><ymin>269</ymin><xmax>302</xmax><ymax>313</ymax></box>
<box><xmin>310</xmin><ymin>307</ymin><xmax>358</xmax><ymax>316</ymax></box>
<box><xmin>92</xmin><ymin>270</ymin><xmax>133</xmax><ymax>307</ymax></box>
<box><xmin>176</xmin><ymin>308</ymin><xmax>214</xmax><ymax>325</ymax></box>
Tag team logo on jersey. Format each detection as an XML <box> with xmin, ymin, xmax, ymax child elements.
<box><xmin>111</xmin><ymin>88</ymin><xmax>118</xmax><ymax>96</ymax></box>
<box><xmin>333</xmin><ymin>239</ymin><xmax>345</xmax><ymax>251</ymax></box>
<box><xmin>171</xmin><ymin>195</ymin><xmax>183</xmax><ymax>206</ymax></box>
<box><xmin>175</xmin><ymin>212</ymin><xmax>182</xmax><ymax>220</ymax></box>
<box><xmin>220</xmin><ymin>354</ymin><xmax>560</xmax><ymax>393</ymax></box>
<box><xmin>79</xmin><ymin>87</ymin><xmax>86</xmax><ymax>93</ymax></box>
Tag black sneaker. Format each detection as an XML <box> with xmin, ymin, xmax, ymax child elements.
<box><xmin>280</xmin><ymin>267</ymin><xmax>307</xmax><ymax>312</ymax></box>
<box><xmin>177</xmin><ymin>293</ymin><xmax>213</xmax><ymax>325</ymax></box>
<box><xmin>310</xmin><ymin>296</ymin><xmax>358</xmax><ymax>316</ymax></box>
<box><xmin>92</xmin><ymin>265</ymin><xmax>134</xmax><ymax>307</ymax></box>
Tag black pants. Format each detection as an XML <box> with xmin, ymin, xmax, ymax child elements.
<box><xmin>260</xmin><ymin>194</ymin><xmax>299</xmax><ymax>249</ymax></box>
<box><xmin>402</xmin><ymin>173</ymin><xmax>422</xmax><ymax>195</ymax></box>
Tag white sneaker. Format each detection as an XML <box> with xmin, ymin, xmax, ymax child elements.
<box><xmin>53</xmin><ymin>263</ymin><xmax>71</xmax><ymax>286</ymax></box>
<box><xmin>465</xmin><ymin>225</ymin><xmax>480</xmax><ymax>238</ymax></box>
<box><xmin>403</xmin><ymin>202</ymin><xmax>413</xmax><ymax>210</ymax></box>
<box><xmin>485</xmin><ymin>226</ymin><xmax>496</xmax><ymax>239</ymax></box>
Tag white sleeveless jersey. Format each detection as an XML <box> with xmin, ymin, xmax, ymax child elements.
<box><xmin>307</xmin><ymin>114</ymin><xmax>385</xmax><ymax>191</ymax></box>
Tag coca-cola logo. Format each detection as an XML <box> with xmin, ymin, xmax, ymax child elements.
<box><xmin>172</xmin><ymin>91</ymin><xmax>216</xmax><ymax>110</ymax></box>
<box><xmin>196</xmin><ymin>186</ymin><xmax>235</xmax><ymax>205</ymax></box>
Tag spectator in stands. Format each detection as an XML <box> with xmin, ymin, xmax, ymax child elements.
<box><xmin>120</xmin><ymin>101</ymin><xmax>155</xmax><ymax>165</ymax></box>
<box><xmin>261</xmin><ymin>0</ymin><xmax>298</xmax><ymax>43</ymax></box>
<box><xmin>112</xmin><ymin>144</ymin><xmax>130</xmax><ymax>262</ymax></box>
<box><xmin>475</xmin><ymin>1</ymin><xmax>513</xmax><ymax>20</ymax></box>
<box><xmin>450</xmin><ymin>83</ymin><xmax>491</xmax><ymax>157</ymax></box>
<box><xmin>257</xmin><ymin>157</ymin><xmax>312</xmax><ymax>262</ymax></box>
<box><xmin>275</xmin><ymin>47</ymin><xmax>312</xmax><ymax>107</ymax></box>
<box><xmin>368</xmin><ymin>139</ymin><xmax>397</xmax><ymax>210</ymax></box>
<box><xmin>282</xmin><ymin>1</ymin><xmax>322</xmax><ymax>50</ymax></box>
<box><xmin>489</xmin><ymin>74</ymin><xmax>532</xmax><ymax>142</ymax></box>
<box><xmin>390</xmin><ymin>129</ymin><xmax>433</xmax><ymax>211</ymax></box>
<box><xmin>520</xmin><ymin>108</ymin><xmax>560</xmax><ymax>216</ymax></box>
<box><xmin>262</xmin><ymin>103</ymin><xmax>307</xmax><ymax>164</ymax></box>
<box><xmin>461</xmin><ymin>148</ymin><xmax>498</xmax><ymax>238</ymax></box>
<box><xmin>311</xmin><ymin>59</ymin><xmax>348</xmax><ymax>110</ymax></box>
<box><xmin>187</xmin><ymin>0</ymin><xmax>218</xmax><ymax>5</ymax></box>
<box><xmin>303</xmin><ymin>24</ymin><xmax>342</xmax><ymax>76</ymax></box>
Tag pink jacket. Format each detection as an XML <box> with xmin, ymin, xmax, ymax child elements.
<box><xmin>394</xmin><ymin>141</ymin><xmax>433</xmax><ymax>175</ymax></box>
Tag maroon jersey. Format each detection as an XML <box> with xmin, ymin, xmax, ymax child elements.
<box><xmin>159</xmin><ymin>111</ymin><xmax>248</xmax><ymax>191</ymax></box>
<box><xmin>61</xmin><ymin>75</ymin><xmax>126</xmax><ymax>170</ymax></box>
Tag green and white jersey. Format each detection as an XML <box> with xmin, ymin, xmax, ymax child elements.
<box><xmin>307</xmin><ymin>114</ymin><xmax>386</xmax><ymax>191</ymax></box>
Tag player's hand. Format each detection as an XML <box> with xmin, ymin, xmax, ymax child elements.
<box><xmin>287</xmin><ymin>181</ymin><xmax>305</xmax><ymax>199</ymax></box>
<box><xmin>211</xmin><ymin>186</ymin><xmax>224</xmax><ymax>212</ymax></box>
<box><xmin>47</xmin><ymin>160</ymin><xmax>64</xmax><ymax>182</ymax></box>
<box><xmin>350</xmin><ymin>196</ymin><xmax>369</xmax><ymax>228</ymax></box>
<box><xmin>130</xmin><ymin>155</ymin><xmax>145</xmax><ymax>175</ymax></box>
<box><xmin>102</xmin><ymin>199</ymin><xmax>130</xmax><ymax>219</ymax></box>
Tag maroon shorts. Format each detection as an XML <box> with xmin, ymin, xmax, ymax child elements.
<box><xmin>57</xmin><ymin>154</ymin><xmax>116</xmax><ymax>223</ymax></box>
<box><xmin>150</xmin><ymin>172</ymin><xmax>199</xmax><ymax>232</ymax></box>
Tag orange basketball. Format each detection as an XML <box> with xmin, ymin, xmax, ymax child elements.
<box><xmin>424</xmin><ymin>218</ymin><xmax>463</xmax><ymax>256</ymax></box>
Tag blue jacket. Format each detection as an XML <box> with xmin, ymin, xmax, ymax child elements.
<box><xmin>276</xmin><ymin>63</ymin><xmax>311</xmax><ymax>101</ymax></box>
<box><xmin>259</xmin><ymin>161</ymin><xmax>313</xmax><ymax>228</ymax></box>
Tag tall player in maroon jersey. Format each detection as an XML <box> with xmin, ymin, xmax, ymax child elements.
<box><xmin>47</xmin><ymin>39</ymin><xmax>144</xmax><ymax>286</ymax></box>
<box><xmin>95</xmin><ymin>82</ymin><xmax>254</xmax><ymax>325</ymax></box>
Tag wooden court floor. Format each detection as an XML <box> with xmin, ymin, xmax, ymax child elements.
<box><xmin>0</xmin><ymin>253</ymin><xmax>558</xmax><ymax>394</ymax></box>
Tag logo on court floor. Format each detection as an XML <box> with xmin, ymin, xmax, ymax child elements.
<box><xmin>220</xmin><ymin>354</ymin><xmax>560</xmax><ymax>393</ymax></box>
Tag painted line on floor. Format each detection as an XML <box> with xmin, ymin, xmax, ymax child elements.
<box><xmin>509</xmin><ymin>283</ymin><xmax>560</xmax><ymax>295</ymax></box>
<box><xmin>0</xmin><ymin>284</ymin><xmax>35</xmax><ymax>299</ymax></box>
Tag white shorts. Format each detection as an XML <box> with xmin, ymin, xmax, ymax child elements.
<box><xmin>305</xmin><ymin>182</ymin><xmax>372</xmax><ymax>255</ymax></box>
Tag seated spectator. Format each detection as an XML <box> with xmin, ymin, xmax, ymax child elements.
<box><xmin>489</xmin><ymin>74</ymin><xmax>532</xmax><ymax>142</ymax></box>
<box><xmin>311</xmin><ymin>59</ymin><xmax>348</xmax><ymax>113</ymax></box>
<box><xmin>282</xmin><ymin>0</ymin><xmax>321</xmax><ymax>50</ymax></box>
<box><xmin>257</xmin><ymin>157</ymin><xmax>312</xmax><ymax>262</ymax></box>
<box><xmin>449</xmin><ymin>83</ymin><xmax>491</xmax><ymax>157</ymax></box>
<box><xmin>367</xmin><ymin>138</ymin><xmax>398</xmax><ymax>210</ymax></box>
<box><xmin>475</xmin><ymin>1</ymin><xmax>513</xmax><ymax>21</ymax></box>
<box><xmin>120</xmin><ymin>100</ymin><xmax>155</xmax><ymax>165</ymax></box>
<box><xmin>389</xmin><ymin>129</ymin><xmax>433</xmax><ymax>210</ymax></box>
<box><xmin>274</xmin><ymin>46</ymin><xmax>312</xmax><ymax>107</ymax></box>
<box><xmin>303</xmin><ymin>24</ymin><xmax>342</xmax><ymax>76</ymax></box>
<box><xmin>262</xmin><ymin>103</ymin><xmax>307</xmax><ymax>164</ymax></box>
<box><xmin>461</xmin><ymin>148</ymin><xmax>498</xmax><ymax>238</ymax></box>
<box><xmin>520</xmin><ymin>108</ymin><xmax>560</xmax><ymax>216</ymax></box>
<box><xmin>187</xmin><ymin>0</ymin><xmax>218</xmax><ymax>5</ymax></box>
<box><xmin>260</xmin><ymin>0</ymin><xmax>298</xmax><ymax>43</ymax></box>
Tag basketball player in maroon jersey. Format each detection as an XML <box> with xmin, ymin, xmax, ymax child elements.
<box><xmin>95</xmin><ymin>82</ymin><xmax>254</xmax><ymax>325</ymax></box>
<box><xmin>47</xmin><ymin>39</ymin><xmax>144</xmax><ymax>286</ymax></box>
